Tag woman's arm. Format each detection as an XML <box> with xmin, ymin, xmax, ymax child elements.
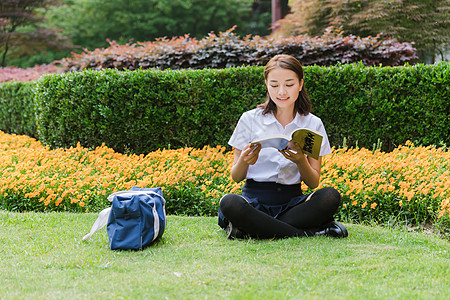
<box><xmin>280</xmin><ymin>141</ymin><xmax>321</xmax><ymax>189</ymax></box>
<box><xmin>295</xmin><ymin>155</ymin><xmax>322</xmax><ymax>189</ymax></box>
<box><xmin>230</xmin><ymin>144</ymin><xmax>261</xmax><ymax>183</ymax></box>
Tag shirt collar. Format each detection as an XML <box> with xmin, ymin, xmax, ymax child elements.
<box><xmin>262</xmin><ymin>111</ymin><xmax>278</xmax><ymax>125</ymax></box>
<box><xmin>262</xmin><ymin>111</ymin><xmax>308</xmax><ymax>127</ymax></box>
<box><xmin>292</xmin><ymin>112</ymin><xmax>308</xmax><ymax>127</ymax></box>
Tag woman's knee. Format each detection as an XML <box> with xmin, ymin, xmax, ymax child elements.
<box><xmin>329</xmin><ymin>187</ymin><xmax>342</xmax><ymax>210</ymax></box>
<box><xmin>327</xmin><ymin>186</ymin><xmax>341</xmax><ymax>200</ymax></box>
<box><xmin>316</xmin><ymin>187</ymin><xmax>341</xmax><ymax>208</ymax></box>
<box><xmin>219</xmin><ymin>194</ymin><xmax>248</xmax><ymax>218</ymax></box>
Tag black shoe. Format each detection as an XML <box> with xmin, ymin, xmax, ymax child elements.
<box><xmin>226</xmin><ymin>223</ymin><xmax>247</xmax><ymax>239</ymax></box>
<box><xmin>315</xmin><ymin>221</ymin><xmax>348</xmax><ymax>238</ymax></box>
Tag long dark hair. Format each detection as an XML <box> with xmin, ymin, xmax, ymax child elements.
<box><xmin>262</xmin><ymin>54</ymin><xmax>312</xmax><ymax>116</ymax></box>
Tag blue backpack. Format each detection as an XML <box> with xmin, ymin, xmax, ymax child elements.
<box><xmin>83</xmin><ymin>187</ymin><xmax>167</xmax><ymax>250</ymax></box>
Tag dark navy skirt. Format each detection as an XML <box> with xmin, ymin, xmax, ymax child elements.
<box><xmin>218</xmin><ymin>179</ymin><xmax>308</xmax><ymax>229</ymax></box>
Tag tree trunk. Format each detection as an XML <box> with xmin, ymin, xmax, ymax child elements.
<box><xmin>1</xmin><ymin>35</ymin><xmax>10</xmax><ymax>67</ymax></box>
<box><xmin>271</xmin><ymin>0</ymin><xmax>290</xmax><ymax>32</ymax></box>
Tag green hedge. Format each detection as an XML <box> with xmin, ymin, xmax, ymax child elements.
<box><xmin>35</xmin><ymin>67</ymin><xmax>265</xmax><ymax>153</ymax></box>
<box><xmin>1</xmin><ymin>63</ymin><xmax>449</xmax><ymax>153</ymax></box>
<box><xmin>307</xmin><ymin>63</ymin><xmax>450</xmax><ymax>151</ymax></box>
<box><xmin>0</xmin><ymin>81</ymin><xmax>37</xmax><ymax>138</ymax></box>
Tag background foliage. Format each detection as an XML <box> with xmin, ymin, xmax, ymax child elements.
<box><xmin>45</xmin><ymin>0</ymin><xmax>268</xmax><ymax>50</ymax></box>
<box><xmin>59</xmin><ymin>27</ymin><xmax>417</xmax><ymax>72</ymax></box>
<box><xmin>0</xmin><ymin>80</ymin><xmax>37</xmax><ymax>138</ymax></box>
<box><xmin>33</xmin><ymin>67</ymin><xmax>265</xmax><ymax>153</ymax></box>
<box><xmin>3</xmin><ymin>0</ymin><xmax>449</xmax><ymax>68</ymax></box>
<box><xmin>0</xmin><ymin>0</ymin><xmax>72</xmax><ymax>67</ymax></box>
<box><xmin>275</xmin><ymin>0</ymin><xmax>450</xmax><ymax>63</ymax></box>
<box><xmin>1</xmin><ymin>63</ymin><xmax>446</xmax><ymax>153</ymax></box>
<box><xmin>0</xmin><ymin>63</ymin><xmax>61</xmax><ymax>83</ymax></box>
<box><xmin>4</xmin><ymin>0</ymin><xmax>272</xmax><ymax>68</ymax></box>
<box><xmin>305</xmin><ymin>63</ymin><xmax>450</xmax><ymax>151</ymax></box>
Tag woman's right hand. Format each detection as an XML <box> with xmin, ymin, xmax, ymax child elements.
<box><xmin>231</xmin><ymin>143</ymin><xmax>261</xmax><ymax>182</ymax></box>
<box><xmin>238</xmin><ymin>143</ymin><xmax>261</xmax><ymax>166</ymax></box>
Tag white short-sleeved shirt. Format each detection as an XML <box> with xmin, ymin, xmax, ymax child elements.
<box><xmin>228</xmin><ymin>107</ymin><xmax>332</xmax><ymax>185</ymax></box>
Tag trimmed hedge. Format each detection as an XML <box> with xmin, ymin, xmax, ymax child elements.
<box><xmin>35</xmin><ymin>67</ymin><xmax>265</xmax><ymax>153</ymax></box>
<box><xmin>1</xmin><ymin>63</ymin><xmax>449</xmax><ymax>153</ymax></box>
<box><xmin>307</xmin><ymin>63</ymin><xmax>450</xmax><ymax>150</ymax></box>
<box><xmin>0</xmin><ymin>81</ymin><xmax>37</xmax><ymax>138</ymax></box>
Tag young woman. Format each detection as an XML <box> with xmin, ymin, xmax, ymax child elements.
<box><xmin>218</xmin><ymin>54</ymin><xmax>348</xmax><ymax>239</ymax></box>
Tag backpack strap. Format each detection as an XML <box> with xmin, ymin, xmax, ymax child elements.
<box><xmin>82</xmin><ymin>207</ymin><xmax>112</xmax><ymax>241</ymax></box>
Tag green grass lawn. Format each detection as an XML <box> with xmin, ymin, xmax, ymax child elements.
<box><xmin>0</xmin><ymin>210</ymin><xmax>449</xmax><ymax>299</ymax></box>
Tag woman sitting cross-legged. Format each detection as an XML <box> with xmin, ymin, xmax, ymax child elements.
<box><xmin>218</xmin><ymin>54</ymin><xmax>348</xmax><ymax>239</ymax></box>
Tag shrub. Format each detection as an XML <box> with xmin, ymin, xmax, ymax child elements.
<box><xmin>0</xmin><ymin>81</ymin><xmax>38</xmax><ymax>138</ymax></box>
<box><xmin>0</xmin><ymin>64</ymin><xmax>62</xmax><ymax>83</ymax></box>
<box><xmin>307</xmin><ymin>62</ymin><xmax>450</xmax><ymax>151</ymax></box>
<box><xmin>33</xmin><ymin>63</ymin><xmax>450</xmax><ymax>153</ymax></box>
<box><xmin>34</xmin><ymin>67</ymin><xmax>265</xmax><ymax>153</ymax></box>
<box><xmin>2</xmin><ymin>63</ymin><xmax>448</xmax><ymax>153</ymax></box>
<box><xmin>60</xmin><ymin>27</ymin><xmax>417</xmax><ymax>72</ymax></box>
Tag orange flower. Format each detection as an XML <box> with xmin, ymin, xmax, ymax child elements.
<box><xmin>1</xmin><ymin>130</ymin><xmax>449</xmax><ymax>219</ymax></box>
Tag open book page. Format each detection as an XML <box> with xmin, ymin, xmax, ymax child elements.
<box><xmin>250</xmin><ymin>128</ymin><xmax>323</xmax><ymax>159</ymax></box>
<box><xmin>250</xmin><ymin>134</ymin><xmax>290</xmax><ymax>150</ymax></box>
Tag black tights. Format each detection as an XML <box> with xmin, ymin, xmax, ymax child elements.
<box><xmin>219</xmin><ymin>187</ymin><xmax>341</xmax><ymax>239</ymax></box>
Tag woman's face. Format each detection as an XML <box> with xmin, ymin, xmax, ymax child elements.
<box><xmin>266</xmin><ymin>67</ymin><xmax>303</xmax><ymax>112</ymax></box>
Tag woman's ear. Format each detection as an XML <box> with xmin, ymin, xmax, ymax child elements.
<box><xmin>299</xmin><ymin>78</ymin><xmax>304</xmax><ymax>92</ymax></box>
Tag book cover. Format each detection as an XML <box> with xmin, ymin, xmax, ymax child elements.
<box><xmin>251</xmin><ymin>128</ymin><xmax>323</xmax><ymax>160</ymax></box>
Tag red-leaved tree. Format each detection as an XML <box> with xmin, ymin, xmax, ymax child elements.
<box><xmin>0</xmin><ymin>0</ymin><xmax>71</xmax><ymax>66</ymax></box>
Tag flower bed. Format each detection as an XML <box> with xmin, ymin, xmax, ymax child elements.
<box><xmin>0</xmin><ymin>131</ymin><xmax>448</xmax><ymax>230</ymax></box>
<box><xmin>320</xmin><ymin>142</ymin><xmax>450</xmax><ymax>228</ymax></box>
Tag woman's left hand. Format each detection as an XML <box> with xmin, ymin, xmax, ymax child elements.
<box><xmin>280</xmin><ymin>140</ymin><xmax>322</xmax><ymax>189</ymax></box>
<box><xmin>279</xmin><ymin>141</ymin><xmax>307</xmax><ymax>165</ymax></box>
